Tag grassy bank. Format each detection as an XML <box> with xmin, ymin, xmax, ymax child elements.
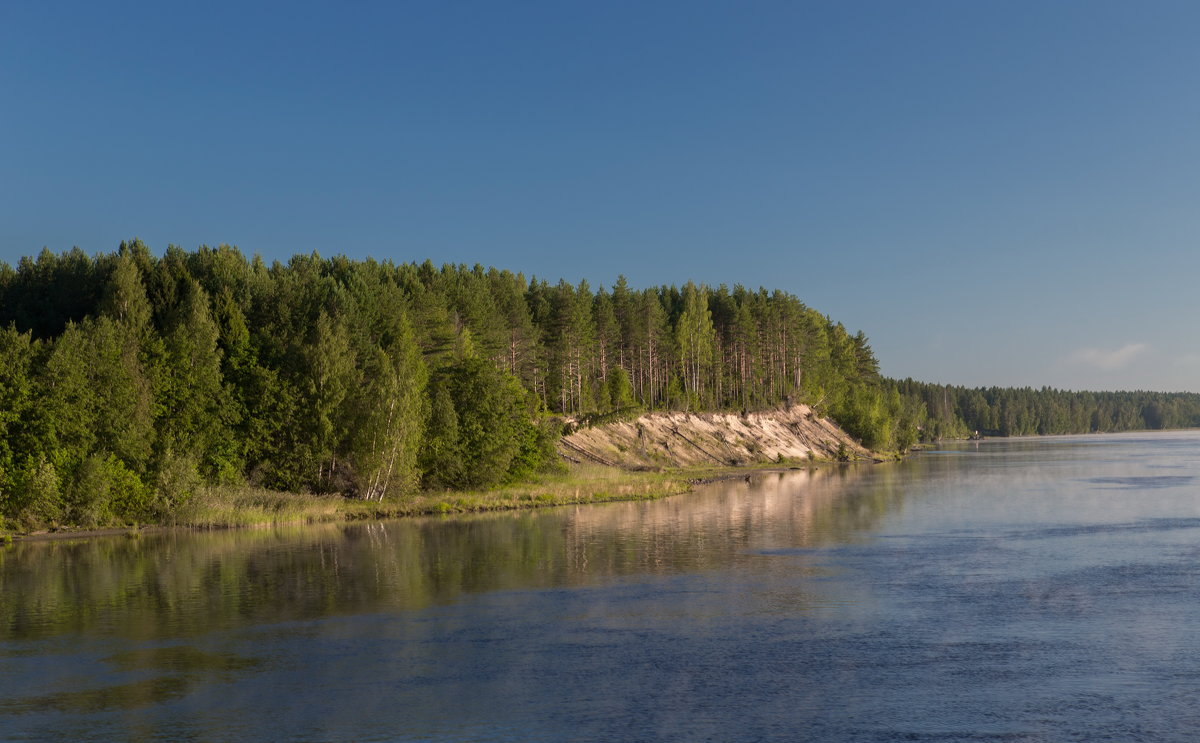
<box><xmin>338</xmin><ymin>465</ymin><xmax>698</xmax><ymax>521</ymax></box>
<box><xmin>5</xmin><ymin>464</ymin><xmax>702</xmax><ymax>539</ymax></box>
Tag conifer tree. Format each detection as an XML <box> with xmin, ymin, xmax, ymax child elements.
<box><xmin>303</xmin><ymin>310</ymin><xmax>356</xmax><ymax>489</ymax></box>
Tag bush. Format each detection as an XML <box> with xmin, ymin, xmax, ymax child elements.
<box><xmin>67</xmin><ymin>454</ymin><xmax>153</xmax><ymax>527</ymax></box>
<box><xmin>420</xmin><ymin>358</ymin><xmax>555</xmax><ymax>490</ymax></box>
<box><xmin>153</xmin><ymin>451</ymin><xmax>204</xmax><ymax>519</ymax></box>
<box><xmin>6</xmin><ymin>456</ymin><xmax>63</xmax><ymax>530</ymax></box>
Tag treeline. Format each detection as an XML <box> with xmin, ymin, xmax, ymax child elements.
<box><xmin>0</xmin><ymin>243</ymin><xmax>908</xmax><ymax>529</ymax></box>
<box><xmin>8</xmin><ymin>243</ymin><xmax>1192</xmax><ymax>531</ymax></box>
<box><xmin>892</xmin><ymin>379</ymin><xmax>1200</xmax><ymax>439</ymax></box>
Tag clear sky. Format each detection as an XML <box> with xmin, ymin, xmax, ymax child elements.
<box><xmin>4</xmin><ymin>1</ymin><xmax>1199</xmax><ymax>392</ymax></box>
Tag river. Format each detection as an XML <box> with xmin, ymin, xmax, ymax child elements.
<box><xmin>4</xmin><ymin>431</ymin><xmax>1200</xmax><ymax>741</ymax></box>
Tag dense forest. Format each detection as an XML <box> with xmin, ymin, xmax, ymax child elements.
<box><xmin>0</xmin><ymin>243</ymin><xmax>908</xmax><ymax>529</ymax></box>
<box><xmin>1</xmin><ymin>243</ymin><xmax>1198</xmax><ymax>530</ymax></box>
<box><xmin>892</xmin><ymin>379</ymin><xmax>1200</xmax><ymax>439</ymax></box>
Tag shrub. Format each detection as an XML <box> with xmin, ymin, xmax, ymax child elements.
<box><xmin>67</xmin><ymin>453</ymin><xmax>152</xmax><ymax>527</ymax></box>
<box><xmin>6</xmin><ymin>456</ymin><xmax>63</xmax><ymax>530</ymax></box>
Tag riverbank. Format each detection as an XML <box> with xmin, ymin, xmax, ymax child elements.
<box><xmin>3</xmin><ymin>465</ymin><xmax>696</xmax><ymax>541</ymax></box>
<box><xmin>5</xmin><ymin>458</ymin><xmax>862</xmax><ymax>542</ymax></box>
<box><xmin>560</xmin><ymin>404</ymin><xmax>872</xmax><ymax>469</ymax></box>
<box><xmin>4</xmin><ymin>405</ymin><xmax>877</xmax><ymax>542</ymax></box>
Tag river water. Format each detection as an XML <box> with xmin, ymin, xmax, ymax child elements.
<box><xmin>5</xmin><ymin>431</ymin><xmax>1200</xmax><ymax>741</ymax></box>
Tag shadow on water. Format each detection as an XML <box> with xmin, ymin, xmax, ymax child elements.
<box><xmin>0</xmin><ymin>676</ymin><xmax>194</xmax><ymax>716</ymax></box>
<box><xmin>0</xmin><ymin>646</ymin><xmax>262</xmax><ymax>717</ymax></box>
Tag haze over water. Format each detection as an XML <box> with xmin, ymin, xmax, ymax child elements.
<box><xmin>5</xmin><ymin>431</ymin><xmax>1200</xmax><ymax>741</ymax></box>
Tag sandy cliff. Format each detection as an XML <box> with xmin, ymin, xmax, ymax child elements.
<box><xmin>558</xmin><ymin>404</ymin><xmax>872</xmax><ymax>469</ymax></box>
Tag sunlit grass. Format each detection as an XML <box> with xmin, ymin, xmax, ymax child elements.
<box><xmin>11</xmin><ymin>460</ymin><xmax>826</xmax><ymax>537</ymax></box>
<box><xmin>147</xmin><ymin>464</ymin><xmax>698</xmax><ymax>530</ymax></box>
<box><xmin>171</xmin><ymin>486</ymin><xmax>344</xmax><ymax>528</ymax></box>
<box><xmin>338</xmin><ymin>464</ymin><xmax>696</xmax><ymax>520</ymax></box>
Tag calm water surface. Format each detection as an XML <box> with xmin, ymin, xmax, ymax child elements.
<box><xmin>5</xmin><ymin>432</ymin><xmax>1200</xmax><ymax>741</ymax></box>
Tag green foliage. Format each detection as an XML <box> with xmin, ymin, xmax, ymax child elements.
<box><xmin>505</xmin><ymin>416</ymin><xmax>564</xmax><ymax>483</ymax></box>
<box><xmin>66</xmin><ymin>454</ymin><xmax>152</xmax><ymax>527</ymax></box>
<box><xmin>420</xmin><ymin>381</ymin><xmax>464</xmax><ymax>489</ymax></box>
<box><xmin>4</xmin><ymin>456</ymin><xmax>62</xmax><ymax>530</ymax></box>
<box><xmin>6</xmin><ymin>243</ymin><xmax>1195</xmax><ymax>529</ymax></box>
<box><xmin>99</xmin><ymin>253</ymin><xmax>152</xmax><ymax>332</ymax></box>
<box><xmin>576</xmin><ymin>405</ymin><xmax>644</xmax><ymax>430</ymax></box>
<box><xmin>153</xmin><ymin>451</ymin><xmax>205</xmax><ymax>519</ymax></box>
<box><xmin>302</xmin><ymin>310</ymin><xmax>355</xmax><ymax>487</ymax></box>
<box><xmin>606</xmin><ymin>366</ymin><xmax>636</xmax><ymax>410</ymax></box>
<box><xmin>0</xmin><ymin>326</ymin><xmax>36</xmax><ymax>479</ymax></box>
<box><xmin>420</xmin><ymin>358</ymin><xmax>552</xmax><ymax>490</ymax></box>
<box><xmin>834</xmin><ymin>387</ymin><xmax>892</xmax><ymax>451</ymax></box>
<box><xmin>891</xmin><ymin>379</ymin><xmax>1200</xmax><ymax>441</ymax></box>
<box><xmin>348</xmin><ymin>330</ymin><xmax>427</xmax><ymax>500</ymax></box>
<box><xmin>674</xmin><ymin>282</ymin><xmax>716</xmax><ymax>408</ymax></box>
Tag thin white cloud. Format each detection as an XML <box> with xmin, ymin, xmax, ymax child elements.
<box><xmin>1066</xmin><ymin>343</ymin><xmax>1149</xmax><ymax>371</ymax></box>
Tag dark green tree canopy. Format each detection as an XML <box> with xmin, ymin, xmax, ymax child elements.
<box><xmin>3</xmin><ymin>244</ymin><xmax>1196</xmax><ymax>531</ymax></box>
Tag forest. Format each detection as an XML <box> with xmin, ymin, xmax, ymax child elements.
<box><xmin>1</xmin><ymin>243</ymin><xmax>1198</xmax><ymax>530</ymax></box>
<box><xmin>891</xmin><ymin>378</ymin><xmax>1200</xmax><ymax>439</ymax></box>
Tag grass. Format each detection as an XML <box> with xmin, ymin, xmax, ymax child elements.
<box><xmin>152</xmin><ymin>464</ymin><xmax>698</xmax><ymax>531</ymax></box>
<box><xmin>10</xmin><ymin>459</ymin><xmax>839</xmax><ymax>538</ymax></box>
<box><xmin>340</xmin><ymin>464</ymin><xmax>696</xmax><ymax>521</ymax></box>
<box><xmin>170</xmin><ymin>486</ymin><xmax>345</xmax><ymax>528</ymax></box>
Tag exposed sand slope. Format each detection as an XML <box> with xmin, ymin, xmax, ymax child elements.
<box><xmin>559</xmin><ymin>404</ymin><xmax>871</xmax><ymax>469</ymax></box>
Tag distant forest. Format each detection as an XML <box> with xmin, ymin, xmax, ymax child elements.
<box><xmin>892</xmin><ymin>379</ymin><xmax>1200</xmax><ymax>439</ymax></box>
<box><xmin>1</xmin><ymin>243</ymin><xmax>1198</xmax><ymax>529</ymax></box>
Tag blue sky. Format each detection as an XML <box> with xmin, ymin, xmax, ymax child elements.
<box><xmin>4</xmin><ymin>1</ymin><xmax>1199</xmax><ymax>392</ymax></box>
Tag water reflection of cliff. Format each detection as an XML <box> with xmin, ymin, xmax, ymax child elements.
<box><xmin>1</xmin><ymin>463</ymin><xmax>911</xmax><ymax>643</ymax></box>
